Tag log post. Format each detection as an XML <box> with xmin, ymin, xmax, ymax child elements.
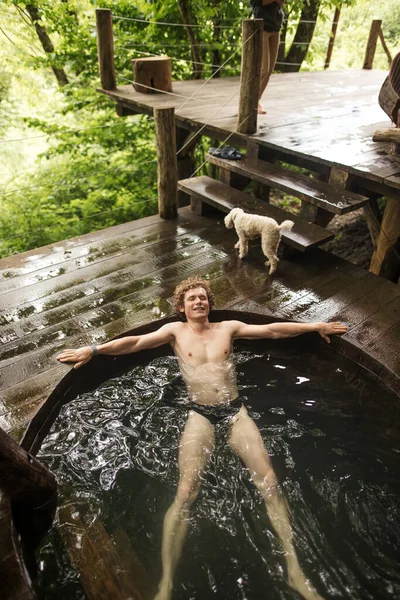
<box><xmin>237</xmin><ymin>19</ymin><xmax>263</xmax><ymax>134</ymax></box>
<box><xmin>132</xmin><ymin>57</ymin><xmax>172</xmax><ymax>94</ymax></box>
<box><xmin>0</xmin><ymin>426</ymin><xmax>57</xmax><ymax>509</ymax></box>
<box><xmin>96</xmin><ymin>8</ymin><xmax>116</xmax><ymax>90</ymax></box>
<box><xmin>363</xmin><ymin>20</ymin><xmax>382</xmax><ymax>70</ymax></box>
<box><xmin>324</xmin><ymin>5</ymin><xmax>341</xmax><ymax>69</ymax></box>
<box><xmin>154</xmin><ymin>107</ymin><xmax>178</xmax><ymax>219</ymax></box>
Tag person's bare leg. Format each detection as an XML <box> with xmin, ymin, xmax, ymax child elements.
<box><xmin>228</xmin><ymin>407</ymin><xmax>323</xmax><ymax>600</ymax></box>
<box><xmin>154</xmin><ymin>411</ymin><xmax>215</xmax><ymax>600</ymax></box>
<box><xmin>258</xmin><ymin>31</ymin><xmax>280</xmax><ymax>114</ymax></box>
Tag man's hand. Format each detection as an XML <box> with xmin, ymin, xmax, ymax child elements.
<box><xmin>317</xmin><ymin>322</ymin><xmax>348</xmax><ymax>343</ymax></box>
<box><xmin>56</xmin><ymin>346</ymin><xmax>94</xmax><ymax>369</ymax></box>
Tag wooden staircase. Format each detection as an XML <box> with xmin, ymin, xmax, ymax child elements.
<box><xmin>178</xmin><ymin>176</ymin><xmax>334</xmax><ymax>251</ymax></box>
<box><xmin>178</xmin><ymin>152</ymin><xmax>370</xmax><ymax>254</ymax></box>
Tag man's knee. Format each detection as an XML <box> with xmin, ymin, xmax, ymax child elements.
<box><xmin>175</xmin><ymin>479</ymin><xmax>200</xmax><ymax>510</ymax></box>
<box><xmin>252</xmin><ymin>465</ymin><xmax>278</xmax><ymax>498</ymax></box>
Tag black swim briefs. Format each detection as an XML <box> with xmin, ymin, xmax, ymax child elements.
<box><xmin>189</xmin><ymin>398</ymin><xmax>242</xmax><ymax>427</ymax></box>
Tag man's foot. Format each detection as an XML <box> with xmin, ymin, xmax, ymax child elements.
<box><xmin>257</xmin><ymin>103</ymin><xmax>267</xmax><ymax>114</ymax></box>
<box><xmin>287</xmin><ymin>563</ymin><xmax>324</xmax><ymax>600</ymax></box>
<box><xmin>153</xmin><ymin>582</ymin><xmax>173</xmax><ymax>600</ymax></box>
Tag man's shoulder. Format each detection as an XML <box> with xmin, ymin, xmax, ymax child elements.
<box><xmin>217</xmin><ymin>319</ymin><xmax>246</xmax><ymax>331</ymax></box>
<box><xmin>165</xmin><ymin>320</ymin><xmax>185</xmax><ymax>333</ymax></box>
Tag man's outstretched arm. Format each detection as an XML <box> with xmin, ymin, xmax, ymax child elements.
<box><xmin>232</xmin><ymin>320</ymin><xmax>348</xmax><ymax>343</ymax></box>
<box><xmin>56</xmin><ymin>323</ymin><xmax>175</xmax><ymax>369</ymax></box>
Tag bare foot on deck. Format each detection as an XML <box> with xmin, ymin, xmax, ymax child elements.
<box><xmin>257</xmin><ymin>103</ymin><xmax>267</xmax><ymax>114</ymax></box>
<box><xmin>288</xmin><ymin>560</ymin><xmax>324</xmax><ymax>600</ymax></box>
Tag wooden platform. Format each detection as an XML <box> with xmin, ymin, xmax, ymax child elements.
<box><xmin>100</xmin><ymin>70</ymin><xmax>399</xmax><ymax>190</ymax></box>
<box><xmin>100</xmin><ymin>69</ymin><xmax>400</xmax><ymax>282</ymax></box>
<box><xmin>0</xmin><ymin>206</ymin><xmax>399</xmax><ymax>444</ymax></box>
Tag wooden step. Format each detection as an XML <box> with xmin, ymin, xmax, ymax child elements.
<box><xmin>206</xmin><ymin>154</ymin><xmax>369</xmax><ymax>215</ymax></box>
<box><xmin>178</xmin><ymin>176</ymin><xmax>334</xmax><ymax>252</ymax></box>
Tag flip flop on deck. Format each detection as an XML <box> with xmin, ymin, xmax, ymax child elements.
<box><xmin>209</xmin><ymin>145</ymin><xmax>242</xmax><ymax>160</ymax></box>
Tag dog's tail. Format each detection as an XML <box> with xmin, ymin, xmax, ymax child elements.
<box><xmin>279</xmin><ymin>220</ymin><xmax>294</xmax><ymax>231</ymax></box>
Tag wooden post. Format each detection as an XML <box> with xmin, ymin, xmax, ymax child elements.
<box><xmin>363</xmin><ymin>20</ymin><xmax>382</xmax><ymax>70</ymax></box>
<box><xmin>324</xmin><ymin>5</ymin><xmax>341</xmax><ymax>69</ymax></box>
<box><xmin>237</xmin><ymin>19</ymin><xmax>263</xmax><ymax>134</ymax></box>
<box><xmin>369</xmin><ymin>197</ymin><xmax>400</xmax><ymax>282</ymax></box>
<box><xmin>96</xmin><ymin>8</ymin><xmax>116</xmax><ymax>90</ymax></box>
<box><xmin>0</xmin><ymin>426</ymin><xmax>57</xmax><ymax>508</ymax></box>
<box><xmin>154</xmin><ymin>107</ymin><xmax>178</xmax><ymax>219</ymax></box>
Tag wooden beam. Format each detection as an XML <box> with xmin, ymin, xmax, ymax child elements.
<box><xmin>96</xmin><ymin>9</ymin><xmax>116</xmax><ymax>90</ymax></box>
<box><xmin>363</xmin><ymin>196</ymin><xmax>382</xmax><ymax>250</ymax></box>
<box><xmin>237</xmin><ymin>19</ymin><xmax>263</xmax><ymax>134</ymax></box>
<box><xmin>0</xmin><ymin>426</ymin><xmax>56</xmax><ymax>509</ymax></box>
<box><xmin>369</xmin><ymin>197</ymin><xmax>400</xmax><ymax>282</ymax></box>
<box><xmin>363</xmin><ymin>20</ymin><xmax>382</xmax><ymax>70</ymax></box>
<box><xmin>154</xmin><ymin>107</ymin><xmax>178</xmax><ymax>219</ymax></box>
<box><xmin>373</xmin><ymin>128</ymin><xmax>400</xmax><ymax>144</ymax></box>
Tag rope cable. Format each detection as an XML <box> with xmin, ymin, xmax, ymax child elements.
<box><xmin>0</xmin><ymin>159</ymin><xmax>157</xmax><ymax>197</ymax></box>
<box><xmin>0</xmin><ymin>121</ymin><xmax>136</xmax><ymax>145</ymax></box>
<box><xmin>1</xmin><ymin>198</ymin><xmax>158</xmax><ymax>243</ymax></box>
<box><xmin>112</xmin><ymin>15</ymin><xmax>240</xmax><ymax>28</ymax></box>
<box><xmin>118</xmin><ymin>47</ymin><xmax>240</xmax><ymax>71</ymax></box>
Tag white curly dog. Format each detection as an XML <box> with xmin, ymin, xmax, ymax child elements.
<box><xmin>224</xmin><ymin>207</ymin><xmax>294</xmax><ymax>275</ymax></box>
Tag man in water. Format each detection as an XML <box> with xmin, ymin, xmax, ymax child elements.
<box><xmin>57</xmin><ymin>276</ymin><xmax>347</xmax><ymax>600</ymax></box>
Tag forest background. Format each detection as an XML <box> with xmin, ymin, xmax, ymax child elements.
<box><xmin>0</xmin><ymin>0</ymin><xmax>399</xmax><ymax>259</ymax></box>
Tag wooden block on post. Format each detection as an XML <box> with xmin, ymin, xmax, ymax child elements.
<box><xmin>237</xmin><ymin>19</ymin><xmax>263</xmax><ymax>134</ymax></box>
<box><xmin>154</xmin><ymin>107</ymin><xmax>178</xmax><ymax>219</ymax></box>
<box><xmin>96</xmin><ymin>8</ymin><xmax>116</xmax><ymax>90</ymax></box>
<box><xmin>132</xmin><ymin>57</ymin><xmax>172</xmax><ymax>94</ymax></box>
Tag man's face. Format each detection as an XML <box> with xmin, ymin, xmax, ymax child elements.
<box><xmin>180</xmin><ymin>286</ymin><xmax>210</xmax><ymax>320</ymax></box>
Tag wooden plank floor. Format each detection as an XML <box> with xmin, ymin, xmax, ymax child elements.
<box><xmin>0</xmin><ymin>207</ymin><xmax>399</xmax><ymax>443</ymax></box>
<box><xmin>100</xmin><ymin>70</ymin><xmax>400</xmax><ymax>190</ymax></box>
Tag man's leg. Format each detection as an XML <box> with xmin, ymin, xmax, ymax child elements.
<box><xmin>228</xmin><ymin>407</ymin><xmax>323</xmax><ymax>600</ymax></box>
<box><xmin>154</xmin><ymin>411</ymin><xmax>215</xmax><ymax>600</ymax></box>
<box><xmin>258</xmin><ymin>31</ymin><xmax>280</xmax><ymax>113</ymax></box>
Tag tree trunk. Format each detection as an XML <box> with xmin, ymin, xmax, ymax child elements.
<box><xmin>281</xmin><ymin>0</ymin><xmax>321</xmax><ymax>73</ymax></box>
<box><xmin>25</xmin><ymin>4</ymin><xmax>69</xmax><ymax>87</ymax></box>
<box><xmin>176</xmin><ymin>0</ymin><xmax>203</xmax><ymax>79</ymax></box>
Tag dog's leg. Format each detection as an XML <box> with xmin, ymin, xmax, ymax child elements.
<box><xmin>265</xmin><ymin>256</ymin><xmax>279</xmax><ymax>274</ymax></box>
<box><xmin>262</xmin><ymin>234</ymin><xmax>280</xmax><ymax>274</ymax></box>
<box><xmin>234</xmin><ymin>241</ymin><xmax>240</xmax><ymax>249</ymax></box>
<box><xmin>238</xmin><ymin>234</ymin><xmax>249</xmax><ymax>259</ymax></box>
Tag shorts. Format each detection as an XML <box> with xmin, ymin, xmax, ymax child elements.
<box><xmin>189</xmin><ymin>398</ymin><xmax>243</xmax><ymax>427</ymax></box>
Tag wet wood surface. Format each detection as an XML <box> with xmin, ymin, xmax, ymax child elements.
<box><xmin>0</xmin><ymin>206</ymin><xmax>399</xmax><ymax>442</ymax></box>
<box><xmin>206</xmin><ymin>154</ymin><xmax>369</xmax><ymax>215</ymax></box>
<box><xmin>178</xmin><ymin>175</ymin><xmax>334</xmax><ymax>249</ymax></box>
<box><xmin>99</xmin><ymin>70</ymin><xmax>399</xmax><ymax>190</ymax></box>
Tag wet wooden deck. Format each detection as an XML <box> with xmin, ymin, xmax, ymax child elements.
<box><xmin>101</xmin><ymin>69</ymin><xmax>400</xmax><ymax>192</ymax></box>
<box><xmin>1</xmin><ymin>206</ymin><xmax>399</xmax><ymax>443</ymax></box>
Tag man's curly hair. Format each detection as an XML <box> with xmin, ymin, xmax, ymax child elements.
<box><xmin>173</xmin><ymin>277</ymin><xmax>215</xmax><ymax>319</ymax></box>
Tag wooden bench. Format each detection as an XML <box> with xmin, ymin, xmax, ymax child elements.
<box><xmin>178</xmin><ymin>176</ymin><xmax>334</xmax><ymax>252</ymax></box>
<box><xmin>206</xmin><ymin>154</ymin><xmax>369</xmax><ymax>215</ymax></box>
